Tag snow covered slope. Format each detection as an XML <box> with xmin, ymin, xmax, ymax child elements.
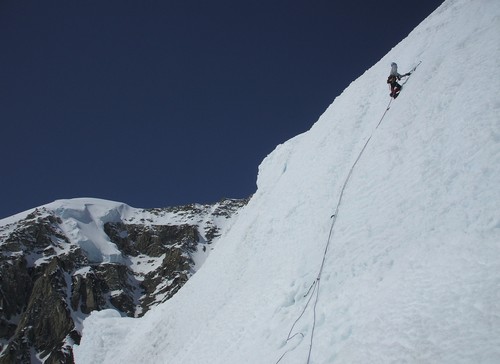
<box><xmin>74</xmin><ymin>0</ymin><xmax>500</xmax><ymax>362</ymax></box>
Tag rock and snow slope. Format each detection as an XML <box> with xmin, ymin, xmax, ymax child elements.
<box><xmin>0</xmin><ymin>197</ymin><xmax>246</xmax><ymax>362</ymax></box>
<box><xmin>75</xmin><ymin>0</ymin><xmax>500</xmax><ymax>363</ymax></box>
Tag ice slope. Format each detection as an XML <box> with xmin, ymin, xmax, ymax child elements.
<box><xmin>74</xmin><ymin>0</ymin><xmax>500</xmax><ymax>363</ymax></box>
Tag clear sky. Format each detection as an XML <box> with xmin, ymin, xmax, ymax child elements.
<box><xmin>0</xmin><ymin>0</ymin><xmax>443</xmax><ymax>219</ymax></box>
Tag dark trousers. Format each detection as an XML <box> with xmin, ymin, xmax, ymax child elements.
<box><xmin>390</xmin><ymin>81</ymin><xmax>401</xmax><ymax>92</ymax></box>
<box><xmin>389</xmin><ymin>81</ymin><xmax>402</xmax><ymax>95</ymax></box>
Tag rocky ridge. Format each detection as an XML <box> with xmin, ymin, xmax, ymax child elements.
<box><xmin>0</xmin><ymin>197</ymin><xmax>247</xmax><ymax>363</ymax></box>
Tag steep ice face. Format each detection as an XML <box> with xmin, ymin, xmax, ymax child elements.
<box><xmin>74</xmin><ymin>1</ymin><xmax>500</xmax><ymax>363</ymax></box>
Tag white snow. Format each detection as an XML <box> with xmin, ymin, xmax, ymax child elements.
<box><xmin>128</xmin><ymin>254</ymin><xmax>165</xmax><ymax>277</ymax></box>
<box><xmin>50</xmin><ymin>198</ymin><xmax>130</xmax><ymax>264</ymax></box>
<box><xmin>74</xmin><ymin>0</ymin><xmax>500</xmax><ymax>363</ymax></box>
<box><xmin>73</xmin><ymin>266</ymin><xmax>92</xmax><ymax>277</ymax></box>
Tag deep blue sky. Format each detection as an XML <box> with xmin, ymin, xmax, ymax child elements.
<box><xmin>0</xmin><ymin>0</ymin><xmax>443</xmax><ymax>218</ymax></box>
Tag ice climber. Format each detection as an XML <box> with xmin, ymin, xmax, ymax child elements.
<box><xmin>387</xmin><ymin>62</ymin><xmax>411</xmax><ymax>98</ymax></box>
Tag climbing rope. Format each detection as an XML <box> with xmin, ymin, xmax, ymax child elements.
<box><xmin>276</xmin><ymin>61</ymin><xmax>421</xmax><ymax>364</ymax></box>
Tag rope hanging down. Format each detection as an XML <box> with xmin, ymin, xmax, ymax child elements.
<box><xmin>276</xmin><ymin>61</ymin><xmax>421</xmax><ymax>364</ymax></box>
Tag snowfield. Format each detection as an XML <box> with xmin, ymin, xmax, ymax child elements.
<box><xmin>74</xmin><ymin>0</ymin><xmax>500</xmax><ymax>363</ymax></box>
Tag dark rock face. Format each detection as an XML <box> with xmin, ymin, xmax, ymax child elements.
<box><xmin>1</xmin><ymin>258</ymin><xmax>77</xmax><ymax>364</ymax></box>
<box><xmin>0</xmin><ymin>198</ymin><xmax>247</xmax><ymax>363</ymax></box>
<box><xmin>104</xmin><ymin>223</ymin><xmax>198</xmax><ymax>258</ymax></box>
